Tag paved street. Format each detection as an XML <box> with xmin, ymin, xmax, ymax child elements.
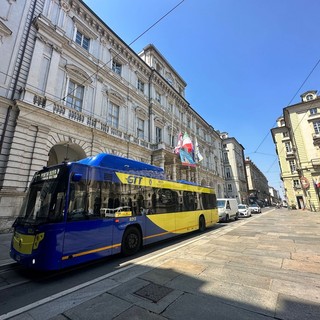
<box><xmin>2</xmin><ymin>208</ymin><xmax>320</xmax><ymax>320</ymax></box>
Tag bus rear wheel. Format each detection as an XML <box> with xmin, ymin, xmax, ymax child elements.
<box><xmin>121</xmin><ymin>227</ymin><xmax>141</xmax><ymax>256</ymax></box>
<box><xmin>199</xmin><ymin>215</ymin><xmax>206</xmax><ymax>232</ymax></box>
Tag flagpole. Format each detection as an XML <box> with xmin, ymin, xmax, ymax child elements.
<box><xmin>170</xmin><ymin>102</ymin><xmax>174</xmax><ymax>147</ymax></box>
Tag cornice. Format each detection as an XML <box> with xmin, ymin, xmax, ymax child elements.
<box><xmin>0</xmin><ymin>20</ymin><xmax>12</xmax><ymax>37</ymax></box>
<box><xmin>135</xmin><ymin>106</ymin><xmax>148</xmax><ymax>119</ymax></box>
<box><xmin>69</xmin><ymin>0</ymin><xmax>150</xmax><ymax>78</ymax></box>
<box><xmin>65</xmin><ymin>64</ymin><xmax>92</xmax><ymax>84</ymax></box>
<box><xmin>34</xmin><ymin>15</ymin><xmax>100</xmax><ymax>70</ymax></box>
<box><xmin>107</xmin><ymin>88</ymin><xmax>125</xmax><ymax>106</ymax></box>
<box><xmin>34</xmin><ymin>15</ymin><xmax>68</xmax><ymax>47</ymax></box>
<box><xmin>72</xmin><ymin>16</ymin><xmax>98</xmax><ymax>39</ymax></box>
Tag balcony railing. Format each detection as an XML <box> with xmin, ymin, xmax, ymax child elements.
<box><xmin>313</xmin><ymin>133</ymin><xmax>320</xmax><ymax>145</ymax></box>
<box><xmin>32</xmin><ymin>94</ymin><xmax>216</xmax><ymax>158</ymax></box>
<box><xmin>285</xmin><ymin>150</ymin><xmax>295</xmax><ymax>158</ymax></box>
<box><xmin>50</xmin><ymin>101</ymin><xmax>154</xmax><ymax>149</ymax></box>
<box><xmin>311</xmin><ymin>158</ymin><xmax>320</xmax><ymax>167</ymax></box>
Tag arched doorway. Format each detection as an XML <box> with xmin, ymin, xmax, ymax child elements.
<box><xmin>47</xmin><ymin>143</ymin><xmax>87</xmax><ymax>166</ymax></box>
<box><xmin>200</xmin><ymin>179</ymin><xmax>207</xmax><ymax>186</ymax></box>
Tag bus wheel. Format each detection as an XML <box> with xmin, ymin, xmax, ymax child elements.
<box><xmin>199</xmin><ymin>216</ymin><xmax>206</xmax><ymax>232</ymax></box>
<box><xmin>121</xmin><ymin>227</ymin><xmax>141</xmax><ymax>256</ymax></box>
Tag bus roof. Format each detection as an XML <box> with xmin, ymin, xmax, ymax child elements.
<box><xmin>76</xmin><ymin>153</ymin><xmax>166</xmax><ymax>179</ymax></box>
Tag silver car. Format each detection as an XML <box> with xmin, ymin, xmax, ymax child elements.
<box><xmin>238</xmin><ymin>204</ymin><xmax>251</xmax><ymax>217</ymax></box>
<box><xmin>249</xmin><ymin>203</ymin><xmax>261</xmax><ymax>213</ymax></box>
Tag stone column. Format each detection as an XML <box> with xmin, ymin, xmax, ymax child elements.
<box><xmin>172</xmin><ymin>157</ymin><xmax>177</xmax><ymax>181</ymax></box>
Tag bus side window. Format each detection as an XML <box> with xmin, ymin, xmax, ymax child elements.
<box><xmin>68</xmin><ymin>180</ymin><xmax>88</xmax><ymax>221</ymax></box>
<box><xmin>48</xmin><ymin>192</ymin><xmax>65</xmax><ymax>222</ymax></box>
<box><xmin>201</xmin><ymin>193</ymin><xmax>216</xmax><ymax>210</ymax></box>
<box><xmin>86</xmin><ymin>179</ymin><xmax>102</xmax><ymax>219</ymax></box>
<box><xmin>184</xmin><ymin>191</ymin><xmax>196</xmax><ymax>211</ymax></box>
<box><xmin>137</xmin><ymin>194</ymin><xmax>144</xmax><ymax>216</ymax></box>
<box><xmin>201</xmin><ymin>193</ymin><xmax>208</xmax><ymax>210</ymax></box>
<box><xmin>93</xmin><ymin>197</ymin><xmax>101</xmax><ymax>216</ymax></box>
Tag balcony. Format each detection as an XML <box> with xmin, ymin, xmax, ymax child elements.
<box><xmin>311</xmin><ymin>158</ymin><xmax>320</xmax><ymax>167</ymax></box>
<box><xmin>285</xmin><ymin>150</ymin><xmax>295</xmax><ymax>159</ymax></box>
<box><xmin>313</xmin><ymin>133</ymin><xmax>320</xmax><ymax>145</ymax></box>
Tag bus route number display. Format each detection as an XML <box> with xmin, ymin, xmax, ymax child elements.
<box><xmin>34</xmin><ymin>169</ymin><xmax>60</xmax><ymax>181</ymax></box>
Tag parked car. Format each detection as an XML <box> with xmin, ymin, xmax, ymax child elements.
<box><xmin>249</xmin><ymin>203</ymin><xmax>261</xmax><ymax>213</ymax></box>
<box><xmin>238</xmin><ymin>204</ymin><xmax>251</xmax><ymax>217</ymax></box>
<box><xmin>217</xmin><ymin>198</ymin><xmax>239</xmax><ymax>222</ymax></box>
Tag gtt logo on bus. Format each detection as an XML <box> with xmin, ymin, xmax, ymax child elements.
<box><xmin>126</xmin><ymin>175</ymin><xmax>143</xmax><ymax>185</ymax></box>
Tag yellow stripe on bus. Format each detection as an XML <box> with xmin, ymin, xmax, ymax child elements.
<box><xmin>115</xmin><ymin>172</ymin><xmax>214</xmax><ymax>193</ymax></box>
<box><xmin>62</xmin><ymin>243</ymin><xmax>121</xmax><ymax>260</ymax></box>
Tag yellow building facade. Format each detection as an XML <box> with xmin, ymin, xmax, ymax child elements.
<box><xmin>271</xmin><ymin>91</ymin><xmax>320</xmax><ymax>211</ymax></box>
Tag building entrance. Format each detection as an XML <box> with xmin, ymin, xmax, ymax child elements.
<box><xmin>296</xmin><ymin>196</ymin><xmax>304</xmax><ymax>209</ymax></box>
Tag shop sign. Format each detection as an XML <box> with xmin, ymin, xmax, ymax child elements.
<box><xmin>300</xmin><ymin>176</ymin><xmax>310</xmax><ymax>189</ymax></box>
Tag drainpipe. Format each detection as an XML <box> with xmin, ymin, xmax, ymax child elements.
<box><xmin>0</xmin><ymin>106</ymin><xmax>12</xmax><ymax>155</ymax></box>
<box><xmin>148</xmin><ymin>69</ymin><xmax>154</xmax><ymax>164</ymax></box>
<box><xmin>25</xmin><ymin>125</ymin><xmax>39</xmax><ymax>191</ymax></box>
<box><xmin>11</xmin><ymin>0</ymin><xmax>38</xmax><ymax>101</ymax></box>
<box><xmin>148</xmin><ymin>69</ymin><xmax>154</xmax><ymax>144</ymax></box>
<box><xmin>0</xmin><ymin>0</ymin><xmax>38</xmax><ymax>157</ymax></box>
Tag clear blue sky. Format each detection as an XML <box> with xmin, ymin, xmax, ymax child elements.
<box><xmin>84</xmin><ymin>0</ymin><xmax>320</xmax><ymax>196</ymax></box>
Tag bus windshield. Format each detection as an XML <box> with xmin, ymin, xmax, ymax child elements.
<box><xmin>15</xmin><ymin>166</ymin><xmax>68</xmax><ymax>226</ymax></box>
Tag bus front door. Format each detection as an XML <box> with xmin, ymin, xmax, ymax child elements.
<box><xmin>61</xmin><ymin>218</ymin><xmax>114</xmax><ymax>268</ymax></box>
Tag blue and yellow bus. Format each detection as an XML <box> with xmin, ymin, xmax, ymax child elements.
<box><xmin>10</xmin><ymin>153</ymin><xmax>218</xmax><ymax>270</ymax></box>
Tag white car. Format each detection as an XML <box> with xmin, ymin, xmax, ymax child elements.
<box><xmin>238</xmin><ymin>204</ymin><xmax>251</xmax><ymax>217</ymax></box>
<box><xmin>249</xmin><ymin>203</ymin><xmax>261</xmax><ymax>213</ymax></box>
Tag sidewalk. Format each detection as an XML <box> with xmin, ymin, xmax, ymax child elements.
<box><xmin>2</xmin><ymin>208</ymin><xmax>320</xmax><ymax>320</ymax></box>
<box><xmin>0</xmin><ymin>232</ymin><xmax>13</xmax><ymax>266</ymax></box>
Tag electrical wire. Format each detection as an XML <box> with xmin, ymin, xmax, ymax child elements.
<box><xmin>254</xmin><ymin>57</ymin><xmax>320</xmax><ymax>157</ymax></box>
<box><xmin>6</xmin><ymin>0</ymin><xmax>319</xmax><ymax>186</ymax></box>
<box><xmin>265</xmin><ymin>96</ymin><xmax>317</xmax><ymax>174</ymax></box>
<box><xmin>247</xmin><ymin>56</ymin><xmax>320</xmax><ymax>182</ymax></box>
<box><xmin>16</xmin><ymin>0</ymin><xmax>185</xmax><ymax>119</ymax></box>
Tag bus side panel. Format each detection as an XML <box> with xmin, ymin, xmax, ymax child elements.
<box><xmin>60</xmin><ymin>217</ymin><xmax>145</xmax><ymax>268</ymax></box>
<box><xmin>175</xmin><ymin>211</ymin><xmax>198</xmax><ymax>233</ymax></box>
<box><xmin>143</xmin><ymin>209</ymin><xmax>219</xmax><ymax>246</ymax></box>
<box><xmin>143</xmin><ymin>213</ymin><xmax>176</xmax><ymax>245</ymax></box>
<box><xmin>211</xmin><ymin>208</ymin><xmax>219</xmax><ymax>225</ymax></box>
<box><xmin>203</xmin><ymin>209</ymin><xmax>219</xmax><ymax>227</ymax></box>
<box><xmin>143</xmin><ymin>211</ymin><xmax>211</xmax><ymax>245</ymax></box>
<box><xmin>61</xmin><ymin>219</ymin><xmax>114</xmax><ymax>269</ymax></box>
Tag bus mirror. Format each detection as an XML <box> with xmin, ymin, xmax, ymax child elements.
<box><xmin>72</xmin><ymin>173</ymin><xmax>82</xmax><ymax>182</ymax></box>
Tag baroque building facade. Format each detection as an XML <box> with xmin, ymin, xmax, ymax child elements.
<box><xmin>269</xmin><ymin>186</ymin><xmax>281</xmax><ymax>206</ymax></box>
<box><xmin>220</xmin><ymin>133</ymin><xmax>248</xmax><ymax>203</ymax></box>
<box><xmin>245</xmin><ymin>157</ymin><xmax>270</xmax><ymax>206</ymax></box>
<box><xmin>271</xmin><ymin>90</ymin><xmax>320</xmax><ymax>211</ymax></box>
<box><xmin>0</xmin><ymin>0</ymin><xmax>225</xmax><ymax>229</ymax></box>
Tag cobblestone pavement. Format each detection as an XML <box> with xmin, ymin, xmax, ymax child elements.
<box><xmin>2</xmin><ymin>208</ymin><xmax>320</xmax><ymax>320</ymax></box>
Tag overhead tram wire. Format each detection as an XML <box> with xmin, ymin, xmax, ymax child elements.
<box><xmin>254</xmin><ymin>57</ymin><xmax>320</xmax><ymax>156</ymax></box>
<box><xmin>19</xmin><ymin>0</ymin><xmax>185</xmax><ymax>119</ymax></box>
<box><xmin>252</xmin><ymin>56</ymin><xmax>320</xmax><ymax>174</ymax></box>
<box><xmin>265</xmin><ymin>95</ymin><xmax>319</xmax><ymax>174</ymax></box>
